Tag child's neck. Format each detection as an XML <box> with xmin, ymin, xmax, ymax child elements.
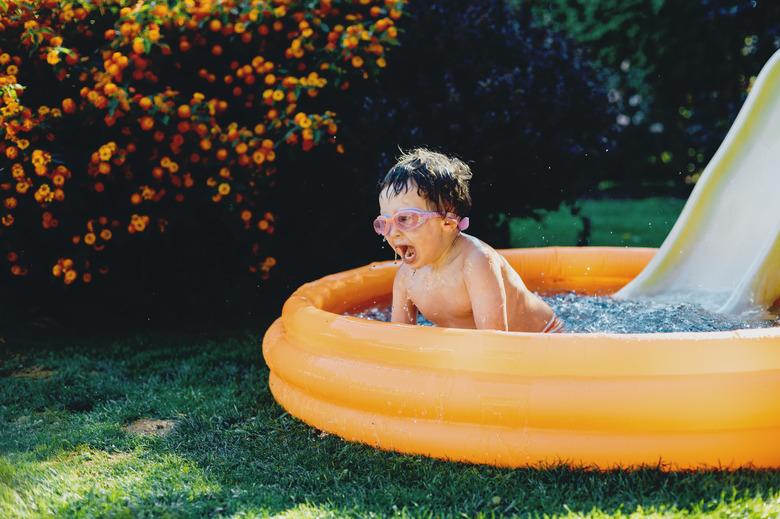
<box><xmin>428</xmin><ymin>233</ymin><xmax>462</xmax><ymax>271</ymax></box>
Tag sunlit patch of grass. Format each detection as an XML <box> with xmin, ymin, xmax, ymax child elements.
<box><xmin>2</xmin><ymin>446</ymin><xmax>220</xmax><ymax>517</ymax></box>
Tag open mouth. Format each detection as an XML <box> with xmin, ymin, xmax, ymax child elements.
<box><xmin>397</xmin><ymin>245</ymin><xmax>417</xmax><ymax>264</ymax></box>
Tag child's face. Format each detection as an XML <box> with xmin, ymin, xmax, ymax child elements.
<box><xmin>378</xmin><ymin>182</ymin><xmax>459</xmax><ymax>268</ymax></box>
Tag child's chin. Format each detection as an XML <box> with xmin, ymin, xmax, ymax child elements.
<box><xmin>403</xmin><ymin>255</ymin><xmax>424</xmax><ymax>268</ymax></box>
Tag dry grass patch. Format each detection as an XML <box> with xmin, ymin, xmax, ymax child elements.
<box><xmin>124</xmin><ymin>419</ymin><xmax>177</xmax><ymax>437</ymax></box>
<box><xmin>10</xmin><ymin>366</ymin><xmax>55</xmax><ymax>379</ymax></box>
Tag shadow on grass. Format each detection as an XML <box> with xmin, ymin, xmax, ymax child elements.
<box><xmin>2</xmin><ymin>331</ymin><xmax>780</xmax><ymax>517</ymax></box>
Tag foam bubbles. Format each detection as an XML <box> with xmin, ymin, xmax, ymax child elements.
<box><xmin>347</xmin><ymin>293</ymin><xmax>778</xmax><ymax>333</ymax></box>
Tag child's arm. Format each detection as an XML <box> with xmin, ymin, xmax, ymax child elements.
<box><xmin>391</xmin><ymin>268</ymin><xmax>417</xmax><ymax>324</ymax></box>
<box><xmin>464</xmin><ymin>250</ymin><xmax>509</xmax><ymax>331</ymax></box>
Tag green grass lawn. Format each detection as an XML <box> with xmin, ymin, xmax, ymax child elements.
<box><xmin>510</xmin><ymin>197</ymin><xmax>687</xmax><ymax>248</ymax></box>
<box><xmin>3</xmin><ymin>331</ymin><xmax>780</xmax><ymax>518</ymax></box>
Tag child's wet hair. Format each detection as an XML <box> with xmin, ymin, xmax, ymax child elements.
<box><xmin>378</xmin><ymin>148</ymin><xmax>472</xmax><ymax>216</ymax></box>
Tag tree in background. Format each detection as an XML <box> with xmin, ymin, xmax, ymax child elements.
<box><xmin>526</xmin><ymin>0</ymin><xmax>780</xmax><ymax>191</ymax></box>
<box><xmin>275</xmin><ymin>0</ymin><xmax>617</xmax><ymax>284</ymax></box>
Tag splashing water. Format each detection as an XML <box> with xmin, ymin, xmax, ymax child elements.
<box><xmin>347</xmin><ymin>292</ymin><xmax>779</xmax><ymax>333</ymax></box>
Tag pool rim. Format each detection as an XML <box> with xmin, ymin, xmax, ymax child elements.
<box><xmin>263</xmin><ymin>246</ymin><xmax>780</xmax><ymax>469</ymax></box>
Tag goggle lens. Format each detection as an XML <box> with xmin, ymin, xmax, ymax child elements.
<box><xmin>373</xmin><ymin>211</ymin><xmax>427</xmax><ymax>236</ymax></box>
<box><xmin>396</xmin><ymin>212</ymin><xmax>421</xmax><ymax>230</ymax></box>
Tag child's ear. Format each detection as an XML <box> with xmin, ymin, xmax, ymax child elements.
<box><xmin>441</xmin><ymin>218</ymin><xmax>456</xmax><ymax>230</ymax></box>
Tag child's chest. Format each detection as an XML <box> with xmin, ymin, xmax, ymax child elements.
<box><xmin>406</xmin><ymin>268</ymin><xmax>472</xmax><ymax>322</ymax></box>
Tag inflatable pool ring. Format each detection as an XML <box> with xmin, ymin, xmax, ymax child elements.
<box><xmin>262</xmin><ymin>247</ymin><xmax>780</xmax><ymax>469</ymax></box>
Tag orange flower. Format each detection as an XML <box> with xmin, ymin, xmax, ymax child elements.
<box><xmin>84</xmin><ymin>232</ymin><xmax>96</xmax><ymax>245</ymax></box>
<box><xmin>62</xmin><ymin>98</ymin><xmax>76</xmax><ymax>114</ymax></box>
<box><xmin>139</xmin><ymin>116</ymin><xmax>154</xmax><ymax>130</ymax></box>
<box><xmin>241</xmin><ymin>210</ymin><xmax>252</xmax><ymax>221</ymax></box>
<box><xmin>100</xmin><ymin>229</ymin><xmax>112</xmax><ymax>240</ymax></box>
<box><xmin>132</xmin><ymin>37</ymin><xmax>146</xmax><ymax>54</ymax></box>
<box><xmin>64</xmin><ymin>269</ymin><xmax>77</xmax><ymax>284</ymax></box>
<box><xmin>177</xmin><ymin>105</ymin><xmax>191</xmax><ymax>118</ymax></box>
<box><xmin>218</xmin><ymin>183</ymin><xmax>231</xmax><ymax>195</ymax></box>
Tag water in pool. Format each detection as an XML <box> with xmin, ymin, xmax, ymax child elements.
<box><xmin>347</xmin><ymin>292</ymin><xmax>779</xmax><ymax>333</ymax></box>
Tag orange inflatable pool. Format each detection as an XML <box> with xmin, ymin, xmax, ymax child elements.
<box><xmin>262</xmin><ymin>247</ymin><xmax>780</xmax><ymax>470</ymax></box>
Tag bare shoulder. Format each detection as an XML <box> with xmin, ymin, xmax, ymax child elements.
<box><xmin>461</xmin><ymin>234</ymin><xmax>502</xmax><ymax>269</ymax></box>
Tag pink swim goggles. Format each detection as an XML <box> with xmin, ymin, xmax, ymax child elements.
<box><xmin>373</xmin><ymin>208</ymin><xmax>470</xmax><ymax>236</ymax></box>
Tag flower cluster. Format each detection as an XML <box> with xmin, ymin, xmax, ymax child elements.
<box><xmin>0</xmin><ymin>0</ymin><xmax>405</xmax><ymax>284</ymax></box>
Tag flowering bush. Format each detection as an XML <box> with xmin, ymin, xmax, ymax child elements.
<box><xmin>0</xmin><ymin>0</ymin><xmax>404</xmax><ymax>287</ymax></box>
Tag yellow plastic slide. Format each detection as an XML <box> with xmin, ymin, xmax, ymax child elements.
<box><xmin>615</xmin><ymin>49</ymin><xmax>780</xmax><ymax>317</ymax></box>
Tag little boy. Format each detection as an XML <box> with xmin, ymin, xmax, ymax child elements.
<box><xmin>375</xmin><ymin>148</ymin><xmax>563</xmax><ymax>332</ymax></box>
